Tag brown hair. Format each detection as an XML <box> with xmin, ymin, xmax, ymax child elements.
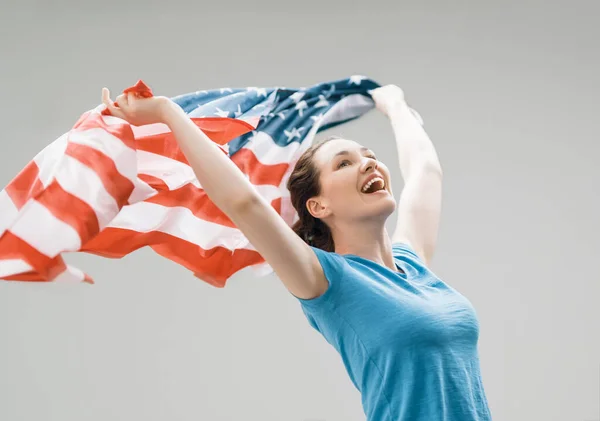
<box><xmin>287</xmin><ymin>135</ymin><xmax>341</xmax><ymax>252</ymax></box>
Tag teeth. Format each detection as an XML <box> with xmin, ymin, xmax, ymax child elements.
<box><xmin>362</xmin><ymin>177</ymin><xmax>385</xmax><ymax>193</ymax></box>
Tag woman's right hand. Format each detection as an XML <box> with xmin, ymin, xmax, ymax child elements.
<box><xmin>101</xmin><ymin>87</ymin><xmax>177</xmax><ymax>126</ymax></box>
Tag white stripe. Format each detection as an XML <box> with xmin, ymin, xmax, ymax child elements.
<box><xmin>234</xmin><ymin>261</ymin><xmax>274</xmax><ymax>280</ymax></box>
<box><xmin>68</xmin><ymin>127</ymin><xmax>138</xmax><ymax>183</ymax></box>
<box><xmin>136</xmin><ymin>150</ymin><xmax>199</xmax><ymax>190</ymax></box>
<box><xmin>107</xmin><ymin>201</ymin><xmax>251</xmax><ymax>251</ymax></box>
<box><xmin>0</xmin><ymin>259</ymin><xmax>33</xmax><ymax>278</ymax></box>
<box><xmin>319</xmin><ymin>93</ymin><xmax>374</xmax><ymax>128</ymax></box>
<box><xmin>128</xmin><ymin>177</ymin><xmax>159</xmax><ymax>204</ymax></box>
<box><xmin>33</xmin><ymin>133</ymin><xmax>69</xmax><ymax>188</ymax></box>
<box><xmin>131</xmin><ymin>122</ymin><xmax>170</xmax><ymax>138</ymax></box>
<box><xmin>10</xmin><ymin>200</ymin><xmax>81</xmax><ymax>257</ymax></box>
<box><xmin>0</xmin><ymin>189</ymin><xmax>18</xmax><ymax>237</ymax></box>
<box><xmin>54</xmin><ymin>155</ymin><xmax>120</xmax><ymax>230</ymax></box>
<box><xmin>101</xmin><ymin>115</ymin><xmax>128</xmax><ymax>127</ymax></box>
<box><xmin>251</xmin><ymin>184</ymin><xmax>282</xmax><ymax>204</ymax></box>
<box><xmin>242</xmin><ymin>131</ymin><xmax>302</xmax><ymax>166</ymax></box>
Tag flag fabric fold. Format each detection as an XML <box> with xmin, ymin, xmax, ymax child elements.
<box><xmin>0</xmin><ymin>75</ymin><xmax>381</xmax><ymax>286</ymax></box>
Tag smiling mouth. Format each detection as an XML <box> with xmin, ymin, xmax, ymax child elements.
<box><xmin>361</xmin><ymin>177</ymin><xmax>386</xmax><ymax>194</ymax></box>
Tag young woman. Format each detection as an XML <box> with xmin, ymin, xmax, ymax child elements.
<box><xmin>102</xmin><ymin>84</ymin><xmax>492</xmax><ymax>421</ymax></box>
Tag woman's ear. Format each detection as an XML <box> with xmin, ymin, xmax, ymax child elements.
<box><xmin>306</xmin><ymin>197</ymin><xmax>331</xmax><ymax>219</ymax></box>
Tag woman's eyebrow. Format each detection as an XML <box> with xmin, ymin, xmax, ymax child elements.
<box><xmin>333</xmin><ymin>147</ymin><xmax>370</xmax><ymax>158</ymax></box>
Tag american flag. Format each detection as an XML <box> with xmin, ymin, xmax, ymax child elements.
<box><xmin>0</xmin><ymin>75</ymin><xmax>380</xmax><ymax>286</ymax></box>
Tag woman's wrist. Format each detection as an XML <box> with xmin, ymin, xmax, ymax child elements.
<box><xmin>385</xmin><ymin>101</ymin><xmax>411</xmax><ymax>118</ymax></box>
<box><xmin>160</xmin><ymin>98</ymin><xmax>185</xmax><ymax>126</ymax></box>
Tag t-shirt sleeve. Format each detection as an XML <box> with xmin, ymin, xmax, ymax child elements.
<box><xmin>391</xmin><ymin>241</ymin><xmax>429</xmax><ymax>278</ymax></box>
<box><xmin>292</xmin><ymin>245</ymin><xmax>346</xmax><ymax>309</ymax></box>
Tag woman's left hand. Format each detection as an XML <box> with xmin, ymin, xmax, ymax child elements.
<box><xmin>369</xmin><ymin>84</ymin><xmax>408</xmax><ymax>117</ymax></box>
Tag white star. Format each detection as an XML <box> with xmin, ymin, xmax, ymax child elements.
<box><xmin>233</xmin><ymin>105</ymin><xmax>243</xmax><ymax>118</ymax></box>
<box><xmin>295</xmin><ymin>100</ymin><xmax>308</xmax><ymax>116</ymax></box>
<box><xmin>284</xmin><ymin>127</ymin><xmax>305</xmax><ymax>141</ymax></box>
<box><xmin>277</xmin><ymin>112</ymin><xmax>286</xmax><ymax>120</ymax></box>
<box><xmin>310</xmin><ymin>113</ymin><xmax>324</xmax><ymax>123</ymax></box>
<box><xmin>315</xmin><ymin>94</ymin><xmax>329</xmax><ymax>108</ymax></box>
<box><xmin>247</xmin><ymin>87</ymin><xmax>267</xmax><ymax>97</ymax></box>
<box><xmin>348</xmin><ymin>75</ymin><xmax>367</xmax><ymax>85</ymax></box>
<box><xmin>290</xmin><ymin>92</ymin><xmax>305</xmax><ymax>103</ymax></box>
<box><xmin>220</xmin><ymin>87</ymin><xmax>233</xmax><ymax>94</ymax></box>
<box><xmin>214</xmin><ymin>107</ymin><xmax>229</xmax><ymax>118</ymax></box>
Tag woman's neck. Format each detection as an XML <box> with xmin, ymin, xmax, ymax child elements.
<box><xmin>331</xmin><ymin>220</ymin><xmax>396</xmax><ymax>271</ymax></box>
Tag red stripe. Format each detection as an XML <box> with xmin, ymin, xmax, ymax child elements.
<box><xmin>0</xmin><ymin>231</ymin><xmax>67</xmax><ymax>281</ymax></box>
<box><xmin>230</xmin><ymin>148</ymin><xmax>290</xmax><ymax>187</ymax></box>
<box><xmin>138</xmin><ymin>174</ymin><xmax>169</xmax><ymax>191</ymax></box>
<box><xmin>36</xmin><ymin>181</ymin><xmax>100</xmax><ymax>243</ymax></box>
<box><xmin>72</xmin><ymin>112</ymin><xmax>137</xmax><ymax>150</ymax></box>
<box><xmin>65</xmin><ymin>142</ymin><xmax>134</xmax><ymax>209</ymax></box>
<box><xmin>135</xmin><ymin>127</ymin><xmax>231</xmax><ymax>166</ymax></box>
<box><xmin>144</xmin><ymin>184</ymin><xmax>237</xmax><ymax>227</ymax></box>
<box><xmin>81</xmin><ymin>227</ymin><xmax>265</xmax><ymax>287</ymax></box>
<box><xmin>188</xmin><ymin>117</ymin><xmax>255</xmax><ymax>145</ymax></box>
<box><xmin>4</xmin><ymin>161</ymin><xmax>44</xmax><ymax>209</ymax></box>
<box><xmin>140</xmin><ymin>182</ymin><xmax>284</xmax><ymax>229</ymax></box>
<box><xmin>270</xmin><ymin>197</ymin><xmax>282</xmax><ymax>214</ymax></box>
<box><xmin>135</xmin><ymin>132</ymin><xmax>190</xmax><ymax>164</ymax></box>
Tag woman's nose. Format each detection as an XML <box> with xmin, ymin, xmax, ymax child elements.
<box><xmin>362</xmin><ymin>158</ymin><xmax>378</xmax><ymax>173</ymax></box>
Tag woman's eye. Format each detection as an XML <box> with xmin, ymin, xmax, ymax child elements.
<box><xmin>338</xmin><ymin>160</ymin><xmax>351</xmax><ymax>168</ymax></box>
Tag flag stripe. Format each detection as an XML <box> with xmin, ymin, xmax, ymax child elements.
<box><xmin>4</xmin><ymin>161</ymin><xmax>43</xmax><ymax>209</ymax></box>
<box><xmin>231</xmin><ymin>148</ymin><xmax>290</xmax><ymax>187</ymax></box>
<box><xmin>73</xmin><ymin>112</ymin><xmax>137</xmax><ymax>150</ymax></box>
<box><xmin>0</xmin><ymin>231</ymin><xmax>69</xmax><ymax>281</ymax></box>
<box><xmin>0</xmin><ymin>190</ymin><xmax>18</xmax><ymax>236</ymax></box>
<box><xmin>104</xmin><ymin>201</ymin><xmax>247</xmax><ymax>250</ymax></box>
<box><xmin>35</xmin><ymin>180</ymin><xmax>100</xmax><ymax>243</ymax></box>
<box><xmin>136</xmin><ymin>150</ymin><xmax>199</xmax><ymax>190</ymax></box>
<box><xmin>238</xmin><ymin>131</ymin><xmax>301</xmax><ymax>165</ymax></box>
<box><xmin>54</xmin><ymin>155</ymin><xmax>121</xmax><ymax>229</ymax></box>
<box><xmin>0</xmin><ymin>259</ymin><xmax>33</xmax><ymax>278</ymax></box>
<box><xmin>69</xmin><ymin>125</ymin><xmax>138</xmax><ymax>183</ymax></box>
<box><xmin>33</xmin><ymin>133</ymin><xmax>69</xmax><ymax>188</ymax></box>
<box><xmin>65</xmin><ymin>142</ymin><xmax>135</xmax><ymax>209</ymax></box>
<box><xmin>9</xmin><ymin>200</ymin><xmax>81</xmax><ymax>257</ymax></box>
<box><xmin>142</xmin><ymin>182</ymin><xmax>283</xmax><ymax>227</ymax></box>
<box><xmin>83</xmin><ymin>227</ymin><xmax>265</xmax><ymax>287</ymax></box>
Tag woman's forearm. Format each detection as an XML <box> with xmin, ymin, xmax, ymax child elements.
<box><xmin>162</xmin><ymin>101</ymin><xmax>258</xmax><ymax>213</ymax></box>
<box><xmin>387</xmin><ymin>103</ymin><xmax>442</xmax><ymax>181</ymax></box>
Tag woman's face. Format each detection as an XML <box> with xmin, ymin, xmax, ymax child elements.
<box><xmin>308</xmin><ymin>137</ymin><xmax>396</xmax><ymax>222</ymax></box>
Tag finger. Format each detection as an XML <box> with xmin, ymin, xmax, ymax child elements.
<box><xmin>101</xmin><ymin>88</ymin><xmax>126</xmax><ymax>119</ymax></box>
<box><xmin>102</xmin><ymin>87</ymin><xmax>112</xmax><ymax>106</ymax></box>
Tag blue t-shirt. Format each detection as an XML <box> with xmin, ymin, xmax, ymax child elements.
<box><xmin>295</xmin><ymin>242</ymin><xmax>492</xmax><ymax>421</ymax></box>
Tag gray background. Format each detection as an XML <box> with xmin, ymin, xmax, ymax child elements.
<box><xmin>0</xmin><ymin>0</ymin><xmax>598</xmax><ymax>420</ymax></box>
